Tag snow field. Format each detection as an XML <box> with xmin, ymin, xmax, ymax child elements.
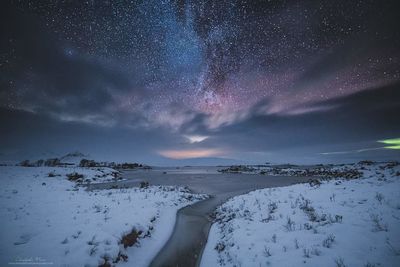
<box><xmin>0</xmin><ymin>166</ymin><xmax>207</xmax><ymax>266</ymax></box>
<box><xmin>202</xmin><ymin>163</ymin><xmax>400</xmax><ymax>267</ymax></box>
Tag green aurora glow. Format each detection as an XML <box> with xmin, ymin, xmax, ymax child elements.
<box><xmin>378</xmin><ymin>138</ymin><xmax>400</xmax><ymax>150</ymax></box>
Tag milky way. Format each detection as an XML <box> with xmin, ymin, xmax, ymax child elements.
<box><xmin>1</xmin><ymin>0</ymin><xmax>400</xmax><ymax>164</ymax></box>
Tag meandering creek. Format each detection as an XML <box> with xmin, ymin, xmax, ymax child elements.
<box><xmin>89</xmin><ymin>166</ymin><xmax>310</xmax><ymax>267</ymax></box>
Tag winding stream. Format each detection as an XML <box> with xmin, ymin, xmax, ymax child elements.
<box><xmin>89</xmin><ymin>167</ymin><xmax>310</xmax><ymax>267</ymax></box>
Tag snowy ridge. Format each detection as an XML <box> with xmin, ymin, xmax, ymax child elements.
<box><xmin>202</xmin><ymin>162</ymin><xmax>400</xmax><ymax>267</ymax></box>
<box><xmin>0</xmin><ymin>166</ymin><xmax>207</xmax><ymax>266</ymax></box>
<box><xmin>59</xmin><ymin>151</ymin><xmax>87</xmax><ymax>165</ymax></box>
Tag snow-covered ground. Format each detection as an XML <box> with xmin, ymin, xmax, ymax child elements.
<box><xmin>0</xmin><ymin>166</ymin><xmax>207</xmax><ymax>266</ymax></box>
<box><xmin>202</xmin><ymin>162</ymin><xmax>400</xmax><ymax>267</ymax></box>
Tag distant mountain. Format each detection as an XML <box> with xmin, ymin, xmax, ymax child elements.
<box><xmin>60</xmin><ymin>151</ymin><xmax>87</xmax><ymax>165</ymax></box>
<box><xmin>61</xmin><ymin>151</ymin><xmax>86</xmax><ymax>158</ymax></box>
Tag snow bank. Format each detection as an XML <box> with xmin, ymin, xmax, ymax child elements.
<box><xmin>0</xmin><ymin>166</ymin><xmax>207</xmax><ymax>266</ymax></box>
<box><xmin>202</xmin><ymin>162</ymin><xmax>400</xmax><ymax>267</ymax></box>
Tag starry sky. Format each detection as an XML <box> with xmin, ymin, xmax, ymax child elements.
<box><xmin>1</xmin><ymin>0</ymin><xmax>399</xmax><ymax>165</ymax></box>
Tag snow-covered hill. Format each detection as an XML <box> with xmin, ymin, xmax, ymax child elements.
<box><xmin>59</xmin><ymin>151</ymin><xmax>87</xmax><ymax>165</ymax></box>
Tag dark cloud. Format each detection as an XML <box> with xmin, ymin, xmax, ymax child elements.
<box><xmin>0</xmin><ymin>3</ymin><xmax>143</xmax><ymax>121</ymax></box>
<box><xmin>1</xmin><ymin>82</ymin><xmax>398</xmax><ymax>165</ymax></box>
<box><xmin>0</xmin><ymin>107</ymin><xmax>185</xmax><ymax>164</ymax></box>
<box><xmin>188</xmin><ymin>82</ymin><xmax>400</xmax><ymax>162</ymax></box>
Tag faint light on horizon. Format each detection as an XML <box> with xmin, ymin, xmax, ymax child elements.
<box><xmin>320</xmin><ymin>147</ymin><xmax>384</xmax><ymax>155</ymax></box>
<box><xmin>158</xmin><ymin>148</ymin><xmax>222</xmax><ymax>159</ymax></box>
<box><xmin>378</xmin><ymin>138</ymin><xmax>400</xmax><ymax>150</ymax></box>
<box><xmin>184</xmin><ymin>135</ymin><xmax>209</xmax><ymax>144</ymax></box>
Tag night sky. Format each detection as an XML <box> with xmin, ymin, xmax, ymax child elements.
<box><xmin>1</xmin><ymin>0</ymin><xmax>399</xmax><ymax>165</ymax></box>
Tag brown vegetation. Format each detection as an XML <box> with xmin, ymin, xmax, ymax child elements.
<box><xmin>120</xmin><ymin>229</ymin><xmax>142</xmax><ymax>248</ymax></box>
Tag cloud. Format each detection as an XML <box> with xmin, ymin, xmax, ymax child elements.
<box><xmin>184</xmin><ymin>135</ymin><xmax>209</xmax><ymax>144</ymax></box>
<box><xmin>0</xmin><ymin>3</ymin><xmax>145</xmax><ymax>125</ymax></box>
<box><xmin>320</xmin><ymin>147</ymin><xmax>386</xmax><ymax>155</ymax></box>
<box><xmin>158</xmin><ymin>149</ymin><xmax>224</xmax><ymax>159</ymax></box>
<box><xmin>179</xmin><ymin>82</ymin><xmax>400</xmax><ymax>162</ymax></box>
